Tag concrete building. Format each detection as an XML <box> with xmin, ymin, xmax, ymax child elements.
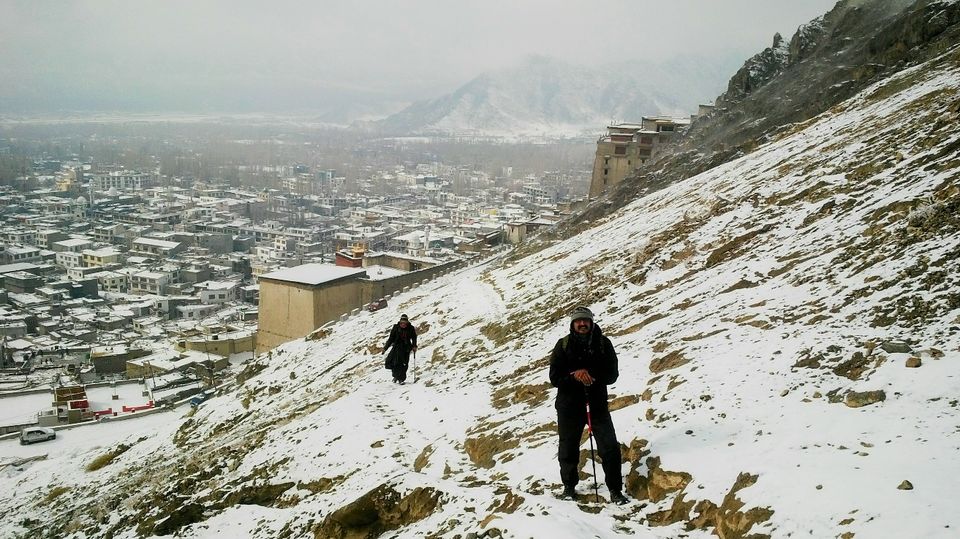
<box><xmin>198</xmin><ymin>281</ymin><xmax>238</xmax><ymax>304</ymax></box>
<box><xmin>51</xmin><ymin>238</ymin><xmax>94</xmax><ymax>253</ymax></box>
<box><xmin>131</xmin><ymin>237</ymin><xmax>185</xmax><ymax>258</ymax></box>
<box><xmin>55</xmin><ymin>251</ymin><xmax>83</xmax><ymax>269</ymax></box>
<box><xmin>2</xmin><ymin>246</ymin><xmax>42</xmax><ymax>264</ymax></box>
<box><xmin>588</xmin><ymin>117</ymin><xmax>690</xmax><ymax>198</ymax></box>
<box><xmin>82</xmin><ymin>248</ymin><xmax>122</xmax><ymax>268</ymax></box>
<box><xmin>92</xmin><ymin>271</ymin><xmax>129</xmax><ymax>293</ymax></box>
<box><xmin>36</xmin><ymin>230</ymin><xmax>69</xmax><ymax>249</ymax></box>
<box><xmin>256</xmin><ymin>264</ymin><xmax>367</xmax><ymax>353</ymax></box>
<box><xmin>130</xmin><ymin>271</ymin><xmax>171</xmax><ymax>295</ymax></box>
<box><xmin>89</xmin><ymin>170</ymin><xmax>157</xmax><ymax>191</ymax></box>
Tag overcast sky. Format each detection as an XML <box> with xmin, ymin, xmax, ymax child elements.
<box><xmin>0</xmin><ymin>0</ymin><xmax>840</xmax><ymax>114</ymax></box>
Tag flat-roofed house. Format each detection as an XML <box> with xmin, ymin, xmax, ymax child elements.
<box><xmin>82</xmin><ymin>247</ymin><xmax>122</xmax><ymax>268</ymax></box>
<box><xmin>256</xmin><ymin>264</ymin><xmax>367</xmax><ymax>353</ymax></box>
<box><xmin>132</xmin><ymin>237</ymin><xmax>185</xmax><ymax>258</ymax></box>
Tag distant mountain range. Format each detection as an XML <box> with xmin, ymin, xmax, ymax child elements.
<box><xmin>373</xmin><ymin>55</ymin><xmax>738</xmax><ymax>138</ymax></box>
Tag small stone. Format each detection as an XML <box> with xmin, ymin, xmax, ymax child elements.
<box><xmin>685</xmin><ymin>430</ymin><xmax>693</xmax><ymax>435</ymax></box>
<box><xmin>929</xmin><ymin>347</ymin><xmax>944</xmax><ymax>358</ymax></box>
<box><xmin>905</xmin><ymin>357</ymin><xmax>921</xmax><ymax>368</ymax></box>
<box><xmin>780</xmin><ymin>389</ymin><xmax>789</xmax><ymax>397</ymax></box>
<box><xmin>898</xmin><ymin>480</ymin><xmax>913</xmax><ymax>490</ymax></box>
<box><xmin>816</xmin><ymin>484</ymin><xmax>823</xmax><ymax>490</ymax></box>
<box><xmin>813</xmin><ymin>391</ymin><xmax>823</xmax><ymax>399</ymax></box>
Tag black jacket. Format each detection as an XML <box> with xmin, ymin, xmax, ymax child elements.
<box><xmin>384</xmin><ymin>323</ymin><xmax>417</xmax><ymax>367</ymax></box>
<box><xmin>549</xmin><ymin>323</ymin><xmax>618</xmax><ymax>412</ymax></box>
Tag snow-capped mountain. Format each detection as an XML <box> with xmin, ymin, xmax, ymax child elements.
<box><xmin>375</xmin><ymin>55</ymin><xmax>734</xmax><ymax>138</ymax></box>
<box><xmin>3</xmin><ymin>2</ymin><xmax>960</xmax><ymax>538</ymax></box>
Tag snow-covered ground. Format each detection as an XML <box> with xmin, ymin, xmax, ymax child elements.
<box><xmin>2</xmin><ymin>45</ymin><xmax>959</xmax><ymax>539</ymax></box>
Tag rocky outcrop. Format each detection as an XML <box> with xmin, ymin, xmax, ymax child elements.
<box><xmin>315</xmin><ymin>484</ymin><xmax>442</xmax><ymax>539</ymax></box>
<box><xmin>717</xmin><ymin>33</ymin><xmax>790</xmax><ymax>107</ymax></box>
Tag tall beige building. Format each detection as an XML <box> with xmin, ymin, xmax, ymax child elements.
<box><xmin>256</xmin><ymin>265</ymin><xmax>368</xmax><ymax>353</ymax></box>
<box><xmin>588</xmin><ymin>117</ymin><xmax>690</xmax><ymax>198</ymax></box>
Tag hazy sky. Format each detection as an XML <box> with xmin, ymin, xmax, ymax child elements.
<box><xmin>0</xmin><ymin>0</ymin><xmax>840</xmax><ymax>113</ymax></box>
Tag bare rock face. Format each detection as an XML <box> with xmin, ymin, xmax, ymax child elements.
<box><xmin>688</xmin><ymin>472</ymin><xmax>775</xmax><ymax>538</ymax></box>
<box><xmin>834</xmin><ymin>351</ymin><xmax>872</xmax><ymax>380</ymax></box>
<box><xmin>649</xmin><ymin>350</ymin><xmax>689</xmax><ymax>374</ymax></box>
<box><xmin>845</xmin><ymin>390</ymin><xmax>887</xmax><ymax>408</ymax></box>
<box><xmin>624</xmin><ymin>455</ymin><xmax>692</xmax><ymax>503</ymax></box>
<box><xmin>646</xmin><ymin>492</ymin><xmax>697</xmax><ymax>527</ymax></box>
<box><xmin>314</xmin><ymin>483</ymin><xmax>442</xmax><ymax>539</ymax></box>
<box><xmin>718</xmin><ymin>33</ymin><xmax>790</xmax><ymax>106</ymax></box>
<box><xmin>463</xmin><ymin>433</ymin><xmax>519</xmax><ymax>469</ymax></box>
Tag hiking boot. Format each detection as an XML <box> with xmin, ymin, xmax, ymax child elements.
<box><xmin>561</xmin><ymin>486</ymin><xmax>578</xmax><ymax>500</ymax></box>
<box><xmin>610</xmin><ymin>491</ymin><xmax>628</xmax><ymax>505</ymax></box>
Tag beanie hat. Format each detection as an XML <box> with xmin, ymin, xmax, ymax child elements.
<box><xmin>570</xmin><ymin>306</ymin><xmax>594</xmax><ymax>322</ymax></box>
<box><xmin>399</xmin><ymin>314</ymin><xmax>409</xmax><ymax>321</ymax></box>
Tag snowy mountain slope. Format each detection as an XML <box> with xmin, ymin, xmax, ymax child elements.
<box><xmin>3</xmin><ymin>48</ymin><xmax>960</xmax><ymax>539</ymax></box>
<box><xmin>376</xmin><ymin>56</ymin><xmax>732</xmax><ymax>138</ymax></box>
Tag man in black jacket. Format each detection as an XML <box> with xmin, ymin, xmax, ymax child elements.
<box><xmin>549</xmin><ymin>306</ymin><xmax>627</xmax><ymax>504</ymax></box>
<box><xmin>383</xmin><ymin>314</ymin><xmax>417</xmax><ymax>384</ymax></box>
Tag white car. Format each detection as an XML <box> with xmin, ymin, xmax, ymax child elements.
<box><xmin>19</xmin><ymin>427</ymin><xmax>56</xmax><ymax>445</ymax></box>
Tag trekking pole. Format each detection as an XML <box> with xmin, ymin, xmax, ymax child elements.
<box><xmin>585</xmin><ymin>387</ymin><xmax>600</xmax><ymax>503</ymax></box>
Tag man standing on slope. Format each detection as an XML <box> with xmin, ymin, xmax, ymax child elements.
<box><xmin>549</xmin><ymin>306</ymin><xmax>627</xmax><ymax>504</ymax></box>
<box><xmin>383</xmin><ymin>314</ymin><xmax>417</xmax><ymax>384</ymax></box>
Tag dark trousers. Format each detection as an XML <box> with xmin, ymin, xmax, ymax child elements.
<box><xmin>557</xmin><ymin>405</ymin><xmax>622</xmax><ymax>492</ymax></box>
<box><xmin>391</xmin><ymin>355</ymin><xmax>409</xmax><ymax>382</ymax></box>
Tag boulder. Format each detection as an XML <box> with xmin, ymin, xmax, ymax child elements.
<box><xmin>898</xmin><ymin>480</ymin><xmax>914</xmax><ymax>490</ymax></box>
<box><xmin>880</xmin><ymin>340</ymin><xmax>912</xmax><ymax>354</ymax></box>
<box><xmin>905</xmin><ymin>356</ymin><xmax>921</xmax><ymax>368</ymax></box>
<box><xmin>845</xmin><ymin>390</ymin><xmax>886</xmax><ymax>408</ymax></box>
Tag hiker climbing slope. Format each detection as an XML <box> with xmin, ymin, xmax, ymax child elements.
<box><xmin>549</xmin><ymin>306</ymin><xmax>627</xmax><ymax>504</ymax></box>
<box><xmin>383</xmin><ymin>313</ymin><xmax>418</xmax><ymax>384</ymax></box>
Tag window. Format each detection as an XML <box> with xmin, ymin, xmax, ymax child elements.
<box><xmin>614</xmin><ymin>146</ymin><xmax>626</xmax><ymax>155</ymax></box>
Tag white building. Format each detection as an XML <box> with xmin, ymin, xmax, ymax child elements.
<box><xmin>197</xmin><ymin>281</ymin><xmax>238</xmax><ymax>304</ymax></box>
<box><xmin>55</xmin><ymin>251</ymin><xmax>83</xmax><ymax>269</ymax></box>
<box><xmin>90</xmin><ymin>170</ymin><xmax>157</xmax><ymax>191</ymax></box>
<box><xmin>130</xmin><ymin>271</ymin><xmax>170</xmax><ymax>295</ymax></box>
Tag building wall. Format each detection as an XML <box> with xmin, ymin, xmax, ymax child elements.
<box><xmin>256</xmin><ymin>259</ymin><xmax>466</xmax><ymax>353</ymax></box>
<box><xmin>256</xmin><ymin>280</ymin><xmax>322</xmax><ymax>353</ymax></box>
<box><xmin>181</xmin><ymin>334</ymin><xmax>255</xmax><ymax>357</ymax></box>
<box><xmin>589</xmin><ymin>141</ymin><xmax>638</xmax><ymax>198</ymax></box>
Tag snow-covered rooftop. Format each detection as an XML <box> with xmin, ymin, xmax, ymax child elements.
<box><xmin>260</xmin><ymin>264</ymin><xmax>367</xmax><ymax>286</ymax></box>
